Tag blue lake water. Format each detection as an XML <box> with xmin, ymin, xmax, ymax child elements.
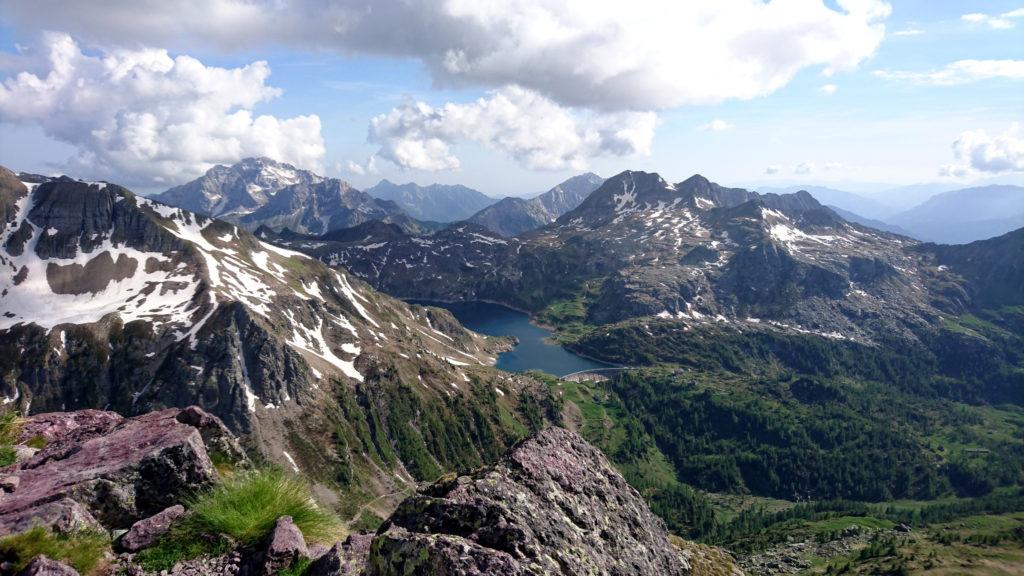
<box><xmin>408</xmin><ymin>300</ymin><xmax>609</xmax><ymax>376</ymax></box>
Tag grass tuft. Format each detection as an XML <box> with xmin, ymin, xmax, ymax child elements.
<box><xmin>0</xmin><ymin>526</ymin><xmax>109</xmax><ymax>575</ymax></box>
<box><xmin>0</xmin><ymin>409</ymin><xmax>22</xmax><ymax>466</ymax></box>
<box><xmin>136</xmin><ymin>469</ymin><xmax>342</xmax><ymax>570</ymax></box>
<box><xmin>181</xmin><ymin>469</ymin><xmax>342</xmax><ymax>547</ymax></box>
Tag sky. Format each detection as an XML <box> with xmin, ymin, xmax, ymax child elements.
<box><xmin>0</xmin><ymin>0</ymin><xmax>1021</xmax><ymax>198</ymax></box>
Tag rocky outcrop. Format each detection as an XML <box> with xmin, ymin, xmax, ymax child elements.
<box><xmin>367</xmin><ymin>427</ymin><xmax>691</xmax><ymax>576</ymax></box>
<box><xmin>0</xmin><ymin>406</ymin><xmax>242</xmax><ymax>535</ymax></box>
<box><xmin>306</xmin><ymin>535</ymin><xmax>373</xmax><ymax>576</ymax></box>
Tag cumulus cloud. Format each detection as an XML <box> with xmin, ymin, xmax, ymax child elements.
<box><xmin>764</xmin><ymin>165</ymin><xmax>783</xmax><ymax>175</ymax></box>
<box><xmin>367</xmin><ymin>86</ymin><xmax>656</xmax><ymax>171</ymax></box>
<box><xmin>698</xmin><ymin>120</ymin><xmax>732</xmax><ymax>132</ymax></box>
<box><xmin>874</xmin><ymin>59</ymin><xmax>1024</xmax><ymax>85</ymax></box>
<box><xmin>0</xmin><ymin>0</ymin><xmax>891</xmax><ymax>112</ymax></box>
<box><xmin>960</xmin><ymin>8</ymin><xmax>1024</xmax><ymax>29</ymax></box>
<box><xmin>794</xmin><ymin>162</ymin><xmax>816</xmax><ymax>175</ymax></box>
<box><xmin>819</xmin><ymin>83</ymin><xmax>838</xmax><ymax>95</ymax></box>
<box><xmin>941</xmin><ymin>124</ymin><xmax>1024</xmax><ymax>177</ymax></box>
<box><xmin>892</xmin><ymin>28</ymin><xmax>924</xmax><ymax>36</ymax></box>
<box><xmin>0</xmin><ymin>33</ymin><xmax>324</xmax><ymax>184</ymax></box>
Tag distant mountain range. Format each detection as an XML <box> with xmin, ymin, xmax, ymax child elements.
<box><xmin>888</xmin><ymin>185</ymin><xmax>1024</xmax><ymax>244</ymax></box>
<box><xmin>761</xmin><ymin>182</ymin><xmax>1024</xmax><ymax>244</ymax></box>
<box><xmin>466</xmin><ymin>172</ymin><xmax>604</xmax><ymax>236</ymax></box>
<box><xmin>153</xmin><ymin>158</ymin><xmax>422</xmax><ymax>235</ymax></box>
<box><xmin>363</xmin><ymin>179</ymin><xmax>495</xmax><ymax>222</ymax></box>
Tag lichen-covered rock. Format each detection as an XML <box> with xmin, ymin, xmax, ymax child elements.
<box><xmin>117</xmin><ymin>504</ymin><xmax>186</xmax><ymax>552</ymax></box>
<box><xmin>0</xmin><ymin>407</ymin><xmax>219</xmax><ymax>534</ymax></box>
<box><xmin>369</xmin><ymin>427</ymin><xmax>691</xmax><ymax>576</ymax></box>
<box><xmin>16</xmin><ymin>555</ymin><xmax>79</xmax><ymax>576</ymax></box>
<box><xmin>307</xmin><ymin>534</ymin><xmax>373</xmax><ymax>576</ymax></box>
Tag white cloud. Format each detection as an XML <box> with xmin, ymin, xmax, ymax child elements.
<box><xmin>367</xmin><ymin>86</ymin><xmax>656</xmax><ymax>171</ymax></box>
<box><xmin>764</xmin><ymin>165</ymin><xmax>783</xmax><ymax>175</ymax></box>
<box><xmin>794</xmin><ymin>162</ymin><xmax>815</xmax><ymax>175</ymax></box>
<box><xmin>823</xmin><ymin>162</ymin><xmax>843</xmax><ymax>171</ymax></box>
<box><xmin>941</xmin><ymin>124</ymin><xmax>1024</xmax><ymax>176</ymax></box>
<box><xmin>960</xmin><ymin>8</ymin><xmax>1024</xmax><ymax>29</ymax></box>
<box><xmin>892</xmin><ymin>28</ymin><xmax>924</xmax><ymax>36</ymax></box>
<box><xmin>819</xmin><ymin>83</ymin><xmax>838</xmax><ymax>95</ymax></box>
<box><xmin>0</xmin><ymin>0</ymin><xmax>892</xmax><ymax>112</ymax></box>
<box><xmin>0</xmin><ymin>33</ymin><xmax>324</xmax><ymax>185</ymax></box>
<box><xmin>874</xmin><ymin>59</ymin><xmax>1024</xmax><ymax>85</ymax></box>
<box><xmin>698</xmin><ymin>119</ymin><xmax>732</xmax><ymax>132</ymax></box>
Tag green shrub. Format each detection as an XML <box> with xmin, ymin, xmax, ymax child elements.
<box><xmin>181</xmin><ymin>469</ymin><xmax>342</xmax><ymax>547</ymax></box>
<box><xmin>0</xmin><ymin>526</ymin><xmax>109</xmax><ymax>575</ymax></box>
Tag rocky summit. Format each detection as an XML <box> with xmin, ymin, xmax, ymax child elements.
<box><xmin>368</xmin><ymin>427</ymin><xmax>693</xmax><ymax>576</ymax></box>
<box><xmin>153</xmin><ymin>158</ymin><xmax>423</xmax><ymax>235</ymax></box>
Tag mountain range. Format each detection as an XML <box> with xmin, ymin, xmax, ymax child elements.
<box><xmin>465</xmin><ymin>172</ymin><xmax>605</xmax><ymax>236</ymax></box>
<box><xmin>5</xmin><ymin>160</ymin><xmax>1024</xmax><ymax>573</ymax></box>
<box><xmin>275</xmin><ymin>170</ymin><xmax>1005</xmax><ymax>343</ymax></box>
<box><xmin>887</xmin><ymin>184</ymin><xmax>1024</xmax><ymax>244</ymax></box>
<box><xmin>0</xmin><ymin>165</ymin><xmax>556</xmax><ymax>519</ymax></box>
<box><xmin>363</xmin><ymin>179</ymin><xmax>495</xmax><ymax>222</ymax></box>
<box><xmin>153</xmin><ymin>157</ymin><xmax>422</xmax><ymax>235</ymax></box>
<box><xmin>762</xmin><ymin>181</ymin><xmax>1024</xmax><ymax>244</ymax></box>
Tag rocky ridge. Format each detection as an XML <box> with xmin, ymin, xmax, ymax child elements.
<box><xmin>270</xmin><ymin>170</ymin><xmax>979</xmax><ymax>345</ymax></box>
<box><xmin>1</xmin><ymin>407</ymin><xmax>738</xmax><ymax>576</ymax></box>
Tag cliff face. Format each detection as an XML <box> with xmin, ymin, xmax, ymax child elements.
<box><xmin>368</xmin><ymin>427</ymin><xmax>695</xmax><ymax>576</ymax></box>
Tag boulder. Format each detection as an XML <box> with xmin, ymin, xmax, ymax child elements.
<box><xmin>16</xmin><ymin>555</ymin><xmax>79</xmax><ymax>576</ymax></box>
<box><xmin>368</xmin><ymin>427</ymin><xmax>691</xmax><ymax>576</ymax></box>
<box><xmin>0</xmin><ymin>407</ymin><xmax>219</xmax><ymax>535</ymax></box>
<box><xmin>116</xmin><ymin>504</ymin><xmax>186</xmax><ymax>552</ymax></box>
<box><xmin>261</xmin><ymin>516</ymin><xmax>309</xmax><ymax>575</ymax></box>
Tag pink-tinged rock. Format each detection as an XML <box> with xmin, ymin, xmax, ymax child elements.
<box><xmin>262</xmin><ymin>516</ymin><xmax>309</xmax><ymax>575</ymax></box>
<box><xmin>18</xmin><ymin>409</ymin><xmax>123</xmax><ymax>446</ymax></box>
<box><xmin>4</xmin><ymin>498</ymin><xmax>104</xmax><ymax>535</ymax></box>
<box><xmin>0</xmin><ymin>408</ymin><xmax>217</xmax><ymax>535</ymax></box>
<box><xmin>308</xmin><ymin>534</ymin><xmax>374</xmax><ymax>576</ymax></box>
<box><xmin>16</xmin><ymin>555</ymin><xmax>79</xmax><ymax>576</ymax></box>
<box><xmin>117</xmin><ymin>504</ymin><xmax>186</xmax><ymax>552</ymax></box>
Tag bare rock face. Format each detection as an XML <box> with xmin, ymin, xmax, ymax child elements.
<box><xmin>16</xmin><ymin>555</ymin><xmax>79</xmax><ymax>576</ymax></box>
<box><xmin>368</xmin><ymin>427</ymin><xmax>691</xmax><ymax>576</ymax></box>
<box><xmin>117</xmin><ymin>504</ymin><xmax>186</xmax><ymax>552</ymax></box>
<box><xmin>0</xmin><ymin>407</ymin><xmax>234</xmax><ymax>535</ymax></box>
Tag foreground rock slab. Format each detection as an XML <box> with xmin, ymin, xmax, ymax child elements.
<box><xmin>368</xmin><ymin>427</ymin><xmax>692</xmax><ymax>576</ymax></box>
<box><xmin>0</xmin><ymin>406</ymin><xmax>241</xmax><ymax>535</ymax></box>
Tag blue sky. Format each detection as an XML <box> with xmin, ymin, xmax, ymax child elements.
<box><xmin>0</xmin><ymin>1</ymin><xmax>1021</xmax><ymax>197</ymax></box>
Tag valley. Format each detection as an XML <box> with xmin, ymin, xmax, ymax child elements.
<box><xmin>1</xmin><ymin>162</ymin><xmax>1021</xmax><ymax>575</ymax></box>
